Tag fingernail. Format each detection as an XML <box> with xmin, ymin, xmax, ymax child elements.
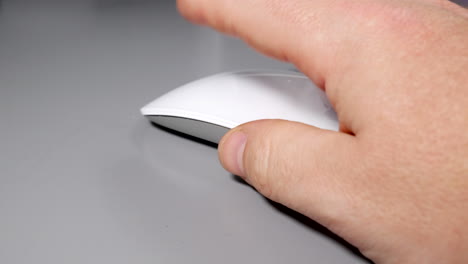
<box><xmin>220</xmin><ymin>130</ymin><xmax>247</xmax><ymax>177</ymax></box>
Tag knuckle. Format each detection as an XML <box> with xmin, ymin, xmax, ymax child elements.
<box><xmin>246</xmin><ymin>137</ymin><xmax>276</xmax><ymax>198</ymax></box>
<box><xmin>335</xmin><ymin>1</ymin><xmax>426</xmax><ymax>35</ymax></box>
<box><xmin>244</xmin><ymin>126</ymin><xmax>290</xmax><ymax>201</ymax></box>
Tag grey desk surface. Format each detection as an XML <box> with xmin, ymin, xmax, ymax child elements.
<box><xmin>8</xmin><ymin>0</ymin><xmax>468</xmax><ymax>263</ymax></box>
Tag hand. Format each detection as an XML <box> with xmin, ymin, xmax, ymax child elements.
<box><xmin>177</xmin><ymin>0</ymin><xmax>468</xmax><ymax>263</ymax></box>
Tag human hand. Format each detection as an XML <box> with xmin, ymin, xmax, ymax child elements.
<box><xmin>177</xmin><ymin>0</ymin><xmax>468</xmax><ymax>263</ymax></box>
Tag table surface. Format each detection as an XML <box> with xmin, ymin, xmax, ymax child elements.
<box><xmin>1</xmin><ymin>0</ymin><xmax>463</xmax><ymax>263</ymax></box>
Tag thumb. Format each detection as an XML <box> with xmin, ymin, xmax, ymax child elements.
<box><xmin>219</xmin><ymin>119</ymin><xmax>360</xmax><ymax>227</ymax></box>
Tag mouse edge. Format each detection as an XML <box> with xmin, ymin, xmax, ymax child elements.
<box><xmin>140</xmin><ymin>109</ymin><xmax>234</xmax><ymax>144</ymax></box>
<box><xmin>140</xmin><ymin>107</ymin><xmax>238</xmax><ymax>129</ymax></box>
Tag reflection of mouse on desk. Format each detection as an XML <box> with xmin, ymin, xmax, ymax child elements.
<box><xmin>140</xmin><ymin>70</ymin><xmax>339</xmax><ymax>144</ymax></box>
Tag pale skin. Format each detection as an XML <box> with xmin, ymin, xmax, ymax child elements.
<box><xmin>176</xmin><ymin>0</ymin><xmax>468</xmax><ymax>263</ymax></box>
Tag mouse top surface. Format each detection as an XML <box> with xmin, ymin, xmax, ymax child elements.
<box><xmin>141</xmin><ymin>69</ymin><xmax>339</xmax><ymax>143</ymax></box>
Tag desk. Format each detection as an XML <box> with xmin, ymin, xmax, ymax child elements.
<box><xmin>0</xmin><ymin>1</ymin><xmax>371</xmax><ymax>263</ymax></box>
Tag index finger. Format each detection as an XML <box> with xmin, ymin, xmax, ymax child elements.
<box><xmin>177</xmin><ymin>0</ymin><xmax>342</xmax><ymax>87</ymax></box>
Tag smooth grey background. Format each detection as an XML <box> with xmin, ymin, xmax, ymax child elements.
<box><xmin>0</xmin><ymin>1</ymin><xmax>466</xmax><ymax>264</ymax></box>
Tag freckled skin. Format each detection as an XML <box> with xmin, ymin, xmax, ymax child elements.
<box><xmin>178</xmin><ymin>0</ymin><xmax>468</xmax><ymax>263</ymax></box>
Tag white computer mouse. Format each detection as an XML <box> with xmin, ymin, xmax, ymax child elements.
<box><xmin>140</xmin><ymin>70</ymin><xmax>339</xmax><ymax>143</ymax></box>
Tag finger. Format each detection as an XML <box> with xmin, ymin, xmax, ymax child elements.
<box><xmin>177</xmin><ymin>0</ymin><xmax>348</xmax><ymax>87</ymax></box>
<box><xmin>218</xmin><ymin>119</ymin><xmax>361</xmax><ymax>227</ymax></box>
